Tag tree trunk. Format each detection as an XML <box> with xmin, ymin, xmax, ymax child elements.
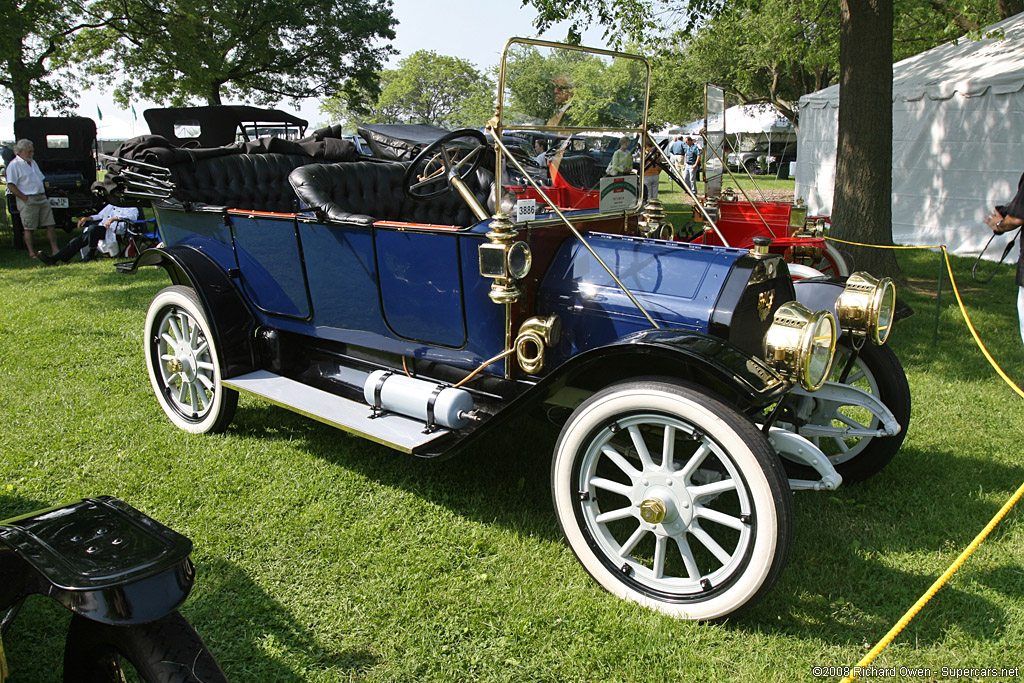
<box><xmin>998</xmin><ymin>1</ymin><xmax>1023</xmax><ymax>18</ymax></box>
<box><xmin>830</xmin><ymin>0</ymin><xmax>901</xmax><ymax>280</ymax></box>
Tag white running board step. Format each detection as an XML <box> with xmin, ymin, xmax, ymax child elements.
<box><xmin>223</xmin><ymin>370</ymin><xmax>449</xmax><ymax>453</ymax></box>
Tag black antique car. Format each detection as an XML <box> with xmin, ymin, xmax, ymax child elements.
<box><xmin>143</xmin><ymin>105</ymin><xmax>308</xmax><ymax>148</ymax></box>
<box><xmin>7</xmin><ymin>117</ymin><xmax>102</xmax><ymax>245</ymax></box>
<box><xmin>102</xmin><ymin>39</ymin><xmax>910</xmax><ymax>621</ymax></box>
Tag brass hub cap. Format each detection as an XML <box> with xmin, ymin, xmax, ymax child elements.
<box><xmin>640</xmin><ymin>498</ymin><xmax>666</xmax><ymax>524</ymax></box>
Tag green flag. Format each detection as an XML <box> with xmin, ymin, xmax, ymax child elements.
<box><xmin>96</xmin><ymin>105</ymin><xmax>103</xmax><ymax>121</ymax></box>
<box><xmin>131</xmin><ymin>104</ymin><xmax>137</xmax><ymax>121</ymax></box>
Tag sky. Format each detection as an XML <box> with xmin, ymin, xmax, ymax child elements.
<box><xmin>1</xmin><ymin>0</ymin><xmax>608</xmax><ymax>140</ymax></box>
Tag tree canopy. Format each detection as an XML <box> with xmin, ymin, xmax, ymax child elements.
<box><xmin>0</xmin><ymin>0</ymin><xmax>100</xmax><ymax>118</ymax></box>
<box><xmin>74</xmin><ymin>0</ymin><xmax>397</xmax><ymax>108</ymax></box>
<box><xmin>322</xmin><ymin>50</ymin><xmax>494</xmax><ymax>129</ymax></box>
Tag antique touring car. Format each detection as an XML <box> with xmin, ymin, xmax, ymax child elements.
<box><xmin>103</xmin><ymin>39</ymin><xmax>910</xmax><ymax>620</ymax></box>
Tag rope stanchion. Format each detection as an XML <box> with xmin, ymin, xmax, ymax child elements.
<box><xmin>818</xmin><ymin>235</ymin><xmax>1024</xmax><ymax>680</ymax></box>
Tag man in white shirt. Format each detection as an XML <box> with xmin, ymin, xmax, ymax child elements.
<box><xmin>5</xmin><ymin>139</ymin><xmax>59</xmax><ymax>259</ymax></box>
<box><xmin>39</xmin><ymin>204</ymin><xmax>140</xmax><ymax>265</ymax></box>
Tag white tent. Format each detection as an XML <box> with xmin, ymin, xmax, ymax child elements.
<box><xmin>678</xmin><ymin>104</ymin><xmax>796</xmax><ymax>138</ymax></box>
<box><xmin>796</xmin><ymin>13</ymin><xmax>1024</xmax><ymax>258</ymax></box>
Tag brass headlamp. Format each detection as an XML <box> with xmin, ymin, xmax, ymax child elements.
<box><xmin>478</xmin><ymin>215</ymin><xmax>532</xmax><ymax>304</ymax></box>
<box><xmin>764</xmin><ymin>302</ymin><xmax>837</xmax><ymax>391</ymax></box>
<box><xmin>836</xmin><ymin>272</ymin><xmax>896</xmax><ymax>345</ymax></box>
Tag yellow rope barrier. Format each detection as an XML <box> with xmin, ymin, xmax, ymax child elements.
<box><xmin>819</xmin><ymin>234</ymin><xmax>1024</xmax><ymax>680</ymax></box>
<box><xmin>840</xmin><ymin>479</ymin><xmax>1024</xmax><ymax>683</ymax></box>
<box><xmin>824</xmin><ymin>236</ymin><xmax>1024</xmax><ymax>398</ymax></box>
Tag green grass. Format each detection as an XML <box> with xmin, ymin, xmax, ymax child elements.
<box><xmin>2</xmin><ymin>234</ymin><xmax>1024</xmax><ymax>682</ymax></box>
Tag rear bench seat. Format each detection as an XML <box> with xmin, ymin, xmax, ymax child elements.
<box><xmin>167</xmin><ymin>153</ymin><xmax>321</xmax><ymax>213</ymax></box>
<box><xmin>288</xmin><ymin>160</ymin><xmax>495</xmax><ymax>227</ymax></box>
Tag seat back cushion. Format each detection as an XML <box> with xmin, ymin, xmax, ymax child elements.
<box><xmin>169</xmin><ymin>153</ymin><xmax>320</xmax><ymax>213</ymax></box>
<box><xmin>289</xmin><ymin>161</ymin><xmax>494</xmax><ymax>227</ymax></box>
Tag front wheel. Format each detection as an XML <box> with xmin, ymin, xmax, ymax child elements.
<box><xmin>144</xmin><ymin>286</ymin><xmax>237</xmax><ymax>433</ymax></box>
<box><xmin>552</xmin><ymin>379</ymin><xmax>793</xmax><ymax>620</ymax></box>
<box><xmin>62</xmin><ymin>611</ymin><xmax>227</xmax><ymax>683</ymax></box>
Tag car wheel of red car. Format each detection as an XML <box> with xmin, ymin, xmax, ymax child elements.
<box><xmin>815</xmin><ymin>243</ymin><xmax>850</xmax><ymax>277</ymax></box>
<box><xmin>144</xmin><ymin>286</ymin><xmax>238</xmax><ymax>434</ymax></box>
<box><xmin>551</xmin><ymin>378</ymin><xmax>793</xmax><ymax>620</ymax></box>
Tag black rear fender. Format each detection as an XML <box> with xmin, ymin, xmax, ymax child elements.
<box><xmin>0</xmin><ymin>497</ymin><xmax>194</xmax><ymax>625</ymax></box>
<box><xmin>127</xmin><ymin>245</ymin><xmax>257</xmax><ymax>378</ymax></box>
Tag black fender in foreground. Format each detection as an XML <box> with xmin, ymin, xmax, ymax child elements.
<box><xmin>0</xmin><ymin>497</ymin><xmax>194</xmax><ymax>625</ymax></box>
<box><xmin>121</xmin><ymin>245</ymin><xmax>258</xmax><ymax>378</ymax></box>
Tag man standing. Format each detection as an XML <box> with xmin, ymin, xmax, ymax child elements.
<box><xmin>668</xmin><ymin>135</ymin><xmax>685</xmax><ymax>176</ymax></box>
<box><xmin>5</xmin><ymin>139</ymin><xmax>59</xmax><ymax>259</ymax></box>
<box><xmin>984</xmin><ymin>172</ymin><xmax>1024</xmax><ymax>344</ymax></box>
<box><xmin>681</xmin><ymin>136</ymin><xmax>702</xmax><ymax>194</ymax></box>
<box><xmin>642</xmin><ymin>138</ymin><xmax>661</xmax><ymax>202</ymax></box>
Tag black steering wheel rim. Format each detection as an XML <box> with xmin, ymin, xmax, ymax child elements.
<box><xmin>403</xmin><ymin>128</ymin><xmax>488</xmax><ymax>201</ymax></box>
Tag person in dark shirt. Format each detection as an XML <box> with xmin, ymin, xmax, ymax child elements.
<box><xmin>983</xmin><ymin>171</ymin><xmax>1024</xmax><ymax>344</ymax></box>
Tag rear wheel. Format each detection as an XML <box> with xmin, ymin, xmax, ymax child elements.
<box><xmin>552</xmin><ymin>379</ymin><xmax>793</xmax><ymax>620</ymax></box>
<box><xmin>62</xmin><ymin>611</ymin><xmax>227</xmax><ymax>683</ymax></box>
<box><xmin>144</xmin><ymin>286</ymin><xmax>237</xmax><ymax>434</ymax></box>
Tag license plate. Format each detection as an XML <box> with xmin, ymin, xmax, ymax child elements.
<box><xmin>49</xmin><ymin>197</ymin><xmax>69</xmax><ymax>208</ymax></box>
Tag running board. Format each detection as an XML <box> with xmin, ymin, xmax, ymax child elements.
<box><xmin>222</xmin><ymin>370</ymin><xmax>450</xmax><ymax>453</ymax></box>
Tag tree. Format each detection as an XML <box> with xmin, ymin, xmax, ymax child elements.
<box><xmin>74</xmin><ymin>0</ymin><xmax>396</xmax><ymax>109</ymax></box>
<box><xmin>0</xmin><ymin>0</ymin><xmax>102</xmax><ymax>118</ymax></box>
<box><xmin>829</xmin><ymin>0</ymin><xmax>899</xmax><ymax>276</ymax></box>
<box><xmin>322</xmin><ymin>50</ymin><xmax>494</xmax><ymax>129</ymax></box>
<box><xmin>523</xmin><ymin>0</ymin><xmax>1008</xmax><ymax>278</ymax></box>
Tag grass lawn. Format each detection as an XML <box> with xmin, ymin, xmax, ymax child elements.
<box><xmin>1</xmin><ymin>229</ymin><xmax>1023</xmax><ymax>681</ymax></box>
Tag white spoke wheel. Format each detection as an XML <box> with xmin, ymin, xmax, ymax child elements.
<box><xmin>552</xmin><ymin>379</ymin><xmax>793</xmax><ymax>620</ymax></box>
<box><xmin>144</xmin><ymin>285</ymin><xmax>237</xmax><ymax>434</ymax></box>
<box><xmin>790</xmin><ymin>340</ymin><xmax>910</xmax><ymax>483</ymax></box>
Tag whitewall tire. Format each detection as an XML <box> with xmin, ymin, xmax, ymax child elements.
<box><xmin>552</xmin><ymin>379</ymin><xmax>793</xmax><ymax>620</ymax></box>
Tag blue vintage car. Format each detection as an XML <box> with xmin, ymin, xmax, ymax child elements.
<box><xmin>104</xmin><ymin>39</ymin><xmax>909</xmax><ymax>621</ymax></box>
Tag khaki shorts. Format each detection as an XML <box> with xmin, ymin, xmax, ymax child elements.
<box><xmin>16</xmin><ymin>194</ymin><xmax>56</xmax><ymax>231</ymax></box>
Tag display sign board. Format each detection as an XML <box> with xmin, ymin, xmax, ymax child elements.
<box><xmin>599</xmin><ymin>175</ymin><xmax>639</xmax><ymax>213</ymax></box>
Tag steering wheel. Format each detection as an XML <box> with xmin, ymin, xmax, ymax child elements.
<box><xmin>403</xmin><ymin>129</ymin><xmax>488</xmax><ymax>201</ymax></box>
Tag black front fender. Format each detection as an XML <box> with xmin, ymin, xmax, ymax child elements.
<box><xmin>125</xmin><ymin>246</ymin><xmax>257</xmax><ymax>378</ymax></box>
<box><xmin>543</xmin><ymin>328</ymin><xmax>791</xmax><ymax>409</ymax></box>
<box><xmin>420</xmin><ymin>329</ymin><xmax>790</xmax><ymax>459</ymax></box>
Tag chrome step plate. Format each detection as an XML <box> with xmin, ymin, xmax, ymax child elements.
<box><xmin>223</xmin><ymin>370</ymin><xmax>449</xmax><ymax>453</ymax></box>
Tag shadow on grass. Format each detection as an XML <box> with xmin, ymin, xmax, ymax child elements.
<box><xmin>189</xmin><ymin>556</ymin><xmax>381</xmax><ymax>681</ymax></box>
<box><xmin>230</xmin><ymin>405</ymin><xmax>563</xmax><ymax>542</ymax></box>
<box><xmin>226</xmin><ymin>400</ymin><xmax>1023</xmax><ymax>649</ymax></box>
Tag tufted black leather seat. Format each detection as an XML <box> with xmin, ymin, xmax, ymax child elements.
<box><xmin>168</xmin><ymin>153</ymin><xmax>321</xmax><ymax>213</ymax></box>
<box><xmin>552</xmin><ymin>154</ymin><xmax>604</xmax><ymax>191</ymax></box>
<box><xmin>288</xmin><ymin>161</ymin><xmax>494</xmax><ymax>227</ymax></box>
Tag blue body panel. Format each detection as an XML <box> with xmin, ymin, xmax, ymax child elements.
<box><xmin>375</xmin><ymin>229</ymin><xmax>466</xmax><ymax>347</ymax></box>
<box><xmin>154</xmin><ymin>204</ymin><xmax>752</xmax><ymax>377</ymax></box>
<box><xmin>156</xmin><ymin>206</ymin><xmax>506</xmax><ymax>371</ymax></box>
<box><xmin>538</xmin><ymin>234</ymin><xmax>745</xmax><ymax>360</ymax></box>
<box><xmin>232</xmin><ymin>214</ymin><xmax>310</xmax><ymax>318</ymax></box>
